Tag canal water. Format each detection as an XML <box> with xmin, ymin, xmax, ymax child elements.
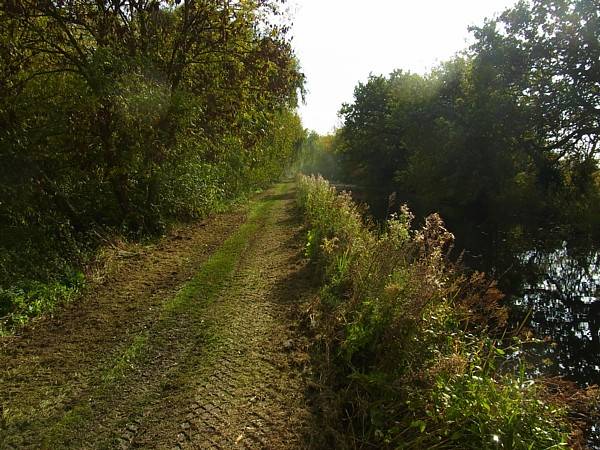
<box><xmin>512</xmin><ymin>245</ymin><xmax>600</xmax><ymax>386</ymax></box>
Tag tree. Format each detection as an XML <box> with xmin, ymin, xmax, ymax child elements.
<box><xmin>0</xmin><ymin>0</ymin><xmax>304</xmax><ymax>288</ymax></box>
<box><xmin>337</xmin><ymin>0</ymin><xmax>600</xmax><ymax>271</ymax></box>
<box><xmin>471</xmin><ymin>0</ymin><xmax>600</xmax><ymax>164</ymax></box>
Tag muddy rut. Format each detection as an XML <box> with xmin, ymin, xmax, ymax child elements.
<box><xmin>0</xmin><ymin>183</ymin><xmax>319</xmax><ymax>449</ymax></box>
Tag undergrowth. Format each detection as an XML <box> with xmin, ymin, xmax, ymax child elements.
<box><xmin>0</xmin><ymin>271</ymin><xmax>85</xmax><ymax>335</ymax></box>
<box><xmin>296</xmin><ymin>174</ymin><xmax>596</xmax><ymax>449</ymax></box>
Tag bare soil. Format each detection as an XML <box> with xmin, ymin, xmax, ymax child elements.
<box><xmin>0</xmin><ymin>183</ymin><xmax>320</xmax><ymax>449</ymax></box>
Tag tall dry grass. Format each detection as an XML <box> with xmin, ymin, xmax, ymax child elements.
<box><xmin>297</xmin><ymin>174</ymin><xmax>595</xmax><ymax>449</ymax></box>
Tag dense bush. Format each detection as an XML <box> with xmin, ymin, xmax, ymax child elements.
<box><xmin>297</xmin><ymin>174</ymin><xmax>592</xmax><ymax>449</ymax></box>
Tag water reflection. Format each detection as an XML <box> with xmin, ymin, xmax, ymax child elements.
<box><xmin>512</xmin><ymin>245</ymin><xmax>600</xmax><ymax>386</ymax></box>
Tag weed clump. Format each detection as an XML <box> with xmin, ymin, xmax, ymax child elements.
<box><xmin>296</xmin><ymin>174</ymin><xmax>595</xmax><ymax>449</ymax></box>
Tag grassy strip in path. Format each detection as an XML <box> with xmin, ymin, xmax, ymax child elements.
<box><xmin>100</xmin><ymin>193</ymin><xmax>277</xmax><ymax>385</ymax></box>
<box><xmin>104</xmin><ymin>187</ymin><xmax>283</xmax><ymax>377</ymax></box>
<box><xmin>36</xmin><ymin>185</ymin><xmax>286</xmax><ymax>448</ymax></box>
<box><xmin>162</xmin><ymin>194</ymin><xmax>275</xmax><ymax>316</ymax></box>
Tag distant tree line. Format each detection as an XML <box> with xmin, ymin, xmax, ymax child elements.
<box><xmin>0</xmin><ymin>1</ymin><xmax>304</xmax><ymax>316</ymax></box>
<box><xmin>333</xmin><ymin>0</ymin><xmax>600</xmax><ymax>270</ymax></box>
<box><xmin>295</xmin><ymin>131</ymin><xmax>340</xmax><ymax>180</ymax></box>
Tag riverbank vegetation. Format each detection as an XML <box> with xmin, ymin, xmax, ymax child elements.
<box><xmin>0</xmin><ymin>1</ymin><xmax>304</xmax><ymax>331</ymax></box>
<box><xmin>297</xmin><ymin>174</ymin><xmax>596</xmax><ymax>449</ymax></box>
<box><xmin>293</xmin><ymin>0</ymin><xmax>600</xmax><ymax>444</ymax></box>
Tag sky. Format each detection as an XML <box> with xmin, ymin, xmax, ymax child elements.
<box><xmin>290</xmin><ymin>0</ymin><xmax>519</xmax><ymax>134</ymax></box>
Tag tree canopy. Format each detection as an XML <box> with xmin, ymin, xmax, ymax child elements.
<box><xmin>336</xmin><ymin>0</ymin><xmax>600</xmax><ymax>270</ymax></box>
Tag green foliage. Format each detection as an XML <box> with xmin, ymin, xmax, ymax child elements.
<box><xmin>297</xmin><ymin>174</ymin><xmax>581</xmax><ymax>449</ymax></box>
<box><xmin>0</xmin><ymin>272</ymin><xmax>85</xmax><ymax>334</ymax></box>
<box><xmin>0</xmin><ymin>1</ymin><xmax>305</xmax><ymax>327</ymax></box>
<box><xmin>336</xmin><ymin>0</ymin><xmax>600</xmax><ymax>269</ymax></box>
<box><xmin>417</xmin><ymin>368</ymin><xmax>568</xmax><ymax>449</ymax></box>
<box><xmin>295</xmin><ymin>131</ymin><xmax>341</xmax><ymax>180</ymax></box>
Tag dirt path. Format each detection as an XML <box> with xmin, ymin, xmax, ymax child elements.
<box><xmin>0</xmin><ymin>182</ymin><xmax>319</xmax><ymax>449</ymax></box>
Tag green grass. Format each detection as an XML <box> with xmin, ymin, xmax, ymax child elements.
<box><xmin>163</xmin><ymin>195</ymin><xmax>274</xmax><ymax>316</ymax></box>
<box><xmin>42</xmin><ymin>404</ymin><xmax>93</xmax><ymax>449</ymax></box>
<box><xmin>102</xmin><ymin>333</ymin><xmax>150</xmax><ymax>384</ymax></box>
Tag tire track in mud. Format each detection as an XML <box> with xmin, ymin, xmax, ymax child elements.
<box><xmin>1</xmin><ymin>183</ymin><xmax>319</xmax><ymax>449</ymax></box>
<box><xmin>0</xmin><ymin>208</ymin><xmax>247</xmax><ymax>449</ymax></box>
<box><xmin>123</xmin><ymin>187</ymin><xmax>317</xmax><ymax>449</ymax></box>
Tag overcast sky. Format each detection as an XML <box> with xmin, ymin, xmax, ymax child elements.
<box><xmin>290</xmin><ymin>0</ymin><xmax>519</xmax><ymax>134</ymax></box>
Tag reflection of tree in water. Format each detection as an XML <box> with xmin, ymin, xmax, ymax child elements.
<box><xmin>514</xmin><ymin>245</ymin><xmax>600</xmax><ymax>386</ymax></box>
